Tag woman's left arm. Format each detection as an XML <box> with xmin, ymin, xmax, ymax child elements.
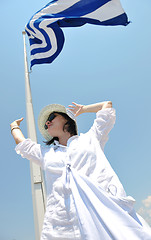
<box><xmin>68</xmin><ymin>101</ymin><xmax>112</xmax><ymax>117</ymax></box>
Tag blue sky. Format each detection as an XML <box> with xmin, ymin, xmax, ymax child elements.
<box><xmin>0</xmin><ymin>0</ymin><xmax>151</xmax><ymax>239</ymax></box>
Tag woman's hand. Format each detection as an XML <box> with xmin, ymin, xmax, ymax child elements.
<box><xmin>68</xmin><ymin>102</ymin><xmax>84</xmax><ymax>117</ymax></box>
<box><xmin>10</xmin><ymin>118</ymin><xmax>25</xmax><ymax>144</ymax></box>
<box><xmin>10</xmin><ymin>117</ymin><xmax>24</xmax><ymax>128</ymax></box>
<box><xmin>69</xmin><ymin>101</ymin><xmax>112</xmax><ymax>116</ymax></box>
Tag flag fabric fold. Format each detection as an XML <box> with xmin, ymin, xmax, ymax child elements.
<box><xmin>25</xmin><ymin>0</ymin><xmax>129</xmax><ymax>68</ymax></box>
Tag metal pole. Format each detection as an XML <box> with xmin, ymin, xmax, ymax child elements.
<box><xmin>22</xmin><ymin>31</ymin><xmax>46</xmax><ymax>240</ymax></box>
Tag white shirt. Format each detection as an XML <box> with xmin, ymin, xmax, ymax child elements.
<box><xmin>15</xmin><ymin>108</ymin><xmax>151</xmax><ymax>240</ymax></box>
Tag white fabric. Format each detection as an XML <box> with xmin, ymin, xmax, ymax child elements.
<box><xmin>15</xmin><ymin>108</ymin><xmax>151</xmax><ymax>240</ymax></box>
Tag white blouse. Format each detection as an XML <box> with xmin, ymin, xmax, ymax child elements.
<box><xmin>15</xmin><ymin>108</ymin><xmax>151</xmax><ymax>240</ymax></box>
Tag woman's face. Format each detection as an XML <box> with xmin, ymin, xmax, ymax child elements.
<box><xmin>45</xmin><ymin>113</ymin><xmax>67</xmax><ymax>137</ymax></box>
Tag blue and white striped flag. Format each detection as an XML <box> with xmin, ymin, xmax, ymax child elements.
<box><xmin>25</xmin><ymin>0</ymin><xmax>129</xmax><ymax>68</ymax></box>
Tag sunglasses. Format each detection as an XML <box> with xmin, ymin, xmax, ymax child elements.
<box><xmin>44</xmin><ymin>113</ymin><xmax>56</xmax><ymax>130</ymax></box>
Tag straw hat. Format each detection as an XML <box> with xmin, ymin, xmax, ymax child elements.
<box><xmin>38</xmin><ymin>104</ymin><xmax>77</xmax><ymax>140</ymax></box>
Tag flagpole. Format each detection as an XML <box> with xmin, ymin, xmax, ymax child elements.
<box><xmin>22</xmin><ymin>31</ymin><xmax>46</xmax><ymax>240</ymax></box>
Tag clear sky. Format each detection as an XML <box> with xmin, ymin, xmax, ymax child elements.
<box><xmin>0</xmin><ymin>0</ymin><xmax>151</xmax><ymax>239</ymax></box>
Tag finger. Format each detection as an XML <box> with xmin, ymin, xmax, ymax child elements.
<box><xmin>71</xmin><ymin>102</ymin><xmax>77</xmax><ymax>106</ymax></box>
<box><xmin>68</xmin><ymin>105</ymin><xmax>75</xmax><ymax>108</ymax></box>
<box><xmin>17</xmin><ymin>117</ymin><xmax>24</xmax><ymax>122</ymax></box>
<box><xmin>16</xmin><ymin>118</ymin><xmax>24</xmax><ymax>125</ymax></box>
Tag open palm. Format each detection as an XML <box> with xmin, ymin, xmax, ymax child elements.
<box><xmin>68</xmin><ymin>102</ymin><xmax>84</xmax><ymax>117</ymax></box>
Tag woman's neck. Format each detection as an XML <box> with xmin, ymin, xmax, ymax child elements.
<box><xmin>58</xmin><ymin>132</ymin><xmax>72</xmax><ymax>146</ymax></box>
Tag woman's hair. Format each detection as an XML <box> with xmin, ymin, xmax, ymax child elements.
<box><xmin>44</xmin><ymin>111</ymin><xmax>77</xmax><ymax>145</ymax></box>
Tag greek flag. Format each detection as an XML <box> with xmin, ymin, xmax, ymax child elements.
<box><xmin>25</xmin><ymin>0</ymin><xmax>129</xmax><ymax>68</ymax></box>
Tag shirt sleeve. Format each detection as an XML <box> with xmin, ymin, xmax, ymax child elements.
<box><xmin>15</xmin><ymin>138</ymin><xmax>44</xmax><ymax>168</ymax></box>
<box><xmin>89</xmin><ymin>108</ymin><xmax>116</xmax><ymax>150</ymax></box>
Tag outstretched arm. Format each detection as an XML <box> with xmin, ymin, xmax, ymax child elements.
<box><xmin>10</xmin><ymin>118</ymin><xmax>25</xmax><ymax>144</ymax></box>
<box><xmin>68</xmin><ymin>101</ymin><xmax>112</xmax><ymax>117</ymax></box>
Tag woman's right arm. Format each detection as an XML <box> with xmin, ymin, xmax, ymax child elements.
<box><xmin>10</xmin><ymin>118</ymin><xmax>25</xmax><ymax>144</ymax></box>
<box><xmin>68</xmin><ymin>101</ymin><xmax>115</xmax><ymax>150</ymax></box>
<box><xmin>68</xmin><ymin>101</ymin><xmax>112</xmax><ymax>116</ymax></box>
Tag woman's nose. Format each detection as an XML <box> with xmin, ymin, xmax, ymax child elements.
<box><xmin>45</xmin><ymin>121</ymin><xmax>51</xmax><ymax>128</ymax></box>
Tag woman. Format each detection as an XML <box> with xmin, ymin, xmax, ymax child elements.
<box><xmin>11</xmin><ymin>101</ymin><xmax>151</xmax><ymax>240</ymax></box>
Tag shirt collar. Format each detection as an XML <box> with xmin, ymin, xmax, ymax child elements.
<box><xmin>67</xmin><ymin>135</ymin><xmax>78</xmax><ymax>147</ymax></box>
<box><xmin>53</xmin><ymin>135</ymin><xmax>78</xmax><ymax>148</ymax></box>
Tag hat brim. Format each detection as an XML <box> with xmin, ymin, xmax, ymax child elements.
<box><xmin>38</xmin><ymin>104</ymin><xmax>76</xmax><ymax>141</ymax></box>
